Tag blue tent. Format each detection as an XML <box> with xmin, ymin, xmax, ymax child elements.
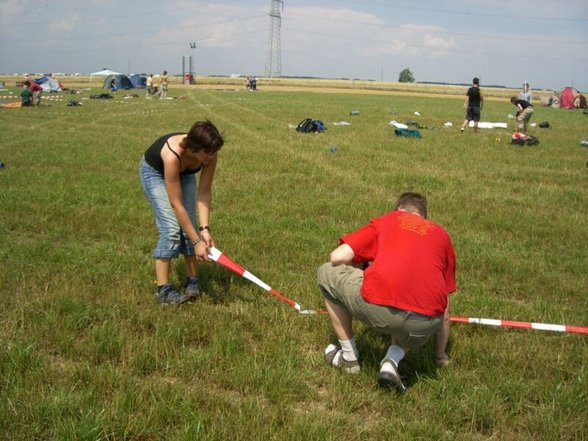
<box><xmin>130</xmin><ymin>74</ymin><xmax>147</xmax><ymax>88</ymax></box>
<box><xmin>103</xmin><ymin>74</ymin><xmax>134</xmax><ymax>90</ymax></box>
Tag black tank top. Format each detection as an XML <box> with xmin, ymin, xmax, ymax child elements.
<box><xmin>144</xmin><ymin>132</ymin><xmax>203</xmax><ymax>175</ymax></box>
<box><xmin>467</xmin><ymin>87</ymin><xmax>481</xmax><ymax>107</ymax></box>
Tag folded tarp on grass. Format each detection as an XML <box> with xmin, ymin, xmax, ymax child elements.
<box><xmin>469</xmin><ymin>121</ymin><xmax>508</xmax><ymax>129</ymax></box>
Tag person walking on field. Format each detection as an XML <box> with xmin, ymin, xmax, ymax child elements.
<box><xmin>140</xmin><ymin>120</ymin><xmax>225</xmax><ymax>304</ymax></box>
<box><xmin>160</xmin><ymin>70</ymin><xmax>169</xmax><ymax>99</ymax></box>
<box><xmin>518</xmin><ymin>82</ymin><xmax>533</xmax><ymax>104</ymax></box>
<box><xmin>317</xmin><ymin>192</ymin><xmax>457</xmax><ymax>392</ymax></box>
<box><xmin>510</xmin><ymin>97</ymin><xmax>534</xmax><ymax>134</ymax></box>
<box><xmin>461</xmin><ymin>77</ymin><xmax>484</xmax><ymax>133</ymax></box>
<box><xmin>146</xmin><ymin>74</ymin><xmax>154</xmax><ymax>97</ymax></box>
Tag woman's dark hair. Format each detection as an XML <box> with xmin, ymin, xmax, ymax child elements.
<box><xmin>181</xmin><ymin>120</ymin><xmax>224</xmax><ymax>153</ymax></box>
<box><xmin>394</xmin><ymin>192</ymin><xmax>428</xmax><ymax>219</ymax></box>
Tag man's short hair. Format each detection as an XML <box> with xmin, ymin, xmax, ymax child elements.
<box><xmin>473</xmin><ymin>77</ymin><xmax>479</xmax><ymax>86</ymax></box>
<box><xmin>394</xmin><ymin>192</ymin><xmax>428</xmax><ymax>219</ymax></box>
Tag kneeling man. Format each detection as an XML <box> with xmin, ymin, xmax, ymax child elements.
<box><xmin>317</xmin><ymin>192</ymin><xmax>457</xmax><ymax>392</ymax></box>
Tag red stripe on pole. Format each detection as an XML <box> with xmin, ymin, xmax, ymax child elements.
<box><xmin>565</xmin><ymin>326</ymin><xmax>588</xmax><ymax>335</ymax></box>
<box><xmin>269</xmin><ymin>287</ymin><xmax>297</xmax><ymax>307</ymax></box>
<box><xmin>216</xmin><ymin>253</ymin><xmax>246</xmax><ymax>276</ymax></box>
<box><xmin>502</xmin><ymin>320</ymin><xmax>533</xmax><ymax>329</ymax></box>
<box><xmin>449</xmin><ymin>317</ymin><xmax>470</xmax><ymax>324</ymax></box>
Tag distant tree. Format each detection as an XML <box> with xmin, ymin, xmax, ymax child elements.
<box><xmin>398</xmin><ymin>68</ymin><xmax>415</xmax><ymax>83</ymax></box>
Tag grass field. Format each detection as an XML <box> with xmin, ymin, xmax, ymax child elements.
<box><xmin>1</xmin><ymin>78</ymin><xmax>587</xmax><ymax>440</ymax></box>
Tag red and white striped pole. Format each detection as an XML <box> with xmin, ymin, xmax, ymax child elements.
<box><xmin>208</xmin><ymin>247</ymin><xmax>321</xmax><ymax>315</ymax></box>
<box><xmin>450</xmin><ymin>316</ymin><xmax>588</xmax><ymax>335</ymax></box>
<box><xmin>208</xmin><ymin>248</ymin><xmax>588</xmax><ymax>333</ymax></box>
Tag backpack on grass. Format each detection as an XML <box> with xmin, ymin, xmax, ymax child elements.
<box><xmin>511</xmin><ymin>132</ymin><xmax>539</xmax><ymax>146</ymax></box>
<box><xmin>296</xmin><ymin>118</ymin><xmax>326</xmax><ymax>133</ymax></box>
<box><xmin>394</xmin><ymin>128</ymin><xmax>422</xmax><ymax>138</ymax></box>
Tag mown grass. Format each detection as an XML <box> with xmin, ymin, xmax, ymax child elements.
<box><xmin>0</xmin><ymin>81</ymin><xmax>586</xmax><ymax>440</ymax></box>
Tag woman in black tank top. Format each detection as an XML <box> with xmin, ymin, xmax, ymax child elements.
<box><xmin>139</xmin><ymin>120</ymin><xmax>224</xmax><ymax>304</ymax></box>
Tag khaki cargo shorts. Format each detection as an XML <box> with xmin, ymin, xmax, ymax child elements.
<box><xmin>317</xmin><ymin>262</ymin><xmax>442</xmax><ymax>349</ymax></box>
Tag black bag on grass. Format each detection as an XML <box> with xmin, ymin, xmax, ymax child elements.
<box><xmin>296</xmin><ymin>118</ymin><xmax>325</xmax><ymax>133</ymax></box>
<box><xmin>511</xmin><ymin>134</ymin><xmax>539</xmax><ymax>146</ymax></box>
<box><xmin>525</xmin><ymin>135</ymin><xmax>540</xmax><ymax>145</ymax></box>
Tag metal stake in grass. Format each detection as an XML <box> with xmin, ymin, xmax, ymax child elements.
<box><xmin>208</xmin><ymin>247</ymin><xmax>321</xmax><ymax>315</ymax></box>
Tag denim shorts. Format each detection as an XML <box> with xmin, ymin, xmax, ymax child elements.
<box><xmin>317</xmin><ymin>262</ymin><xmax>442</xmax><ymax>349</ymax></box>
<box><xmin>139</xmin><ymin>159</ymin><xmax>197</xmax><ymax>259</ymax></box>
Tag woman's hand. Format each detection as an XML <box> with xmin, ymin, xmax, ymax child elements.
<box><xmin>194</xmin><ymin>229</ymin><xmax>214</xmax><ymax>261</ymax></box>
<box><xmin>195</xmin><ymin>240</ymin><xmax>210</xmax><ymax>261</ymax></box>
<box><xmin>200</xmin><ymin>228</ymin><xmax>214</xmax><ymax>248</ymax></box>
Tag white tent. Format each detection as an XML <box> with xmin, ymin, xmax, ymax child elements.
<box><xmin>89</xmin><ymin>69</ymin><xmax>121</xmax><ymax>83</ymax></box>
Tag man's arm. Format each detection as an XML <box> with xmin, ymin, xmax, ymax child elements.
<box><xmin>330</xmin><ymin>243</ymin><xmax>355</xmax><ymax>266</ymax></box>
<box><xmin>434</xmin><ymin>302</ymin><xmax>451</xmax><ymax>366</ymax></box>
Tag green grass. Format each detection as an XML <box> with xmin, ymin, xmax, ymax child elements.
<box><xmin>1</xmin><ymin>84</ymin><xmax>587</xmax><ymax>440</ymax></box>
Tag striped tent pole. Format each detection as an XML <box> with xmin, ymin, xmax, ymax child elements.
<box><xmin>208</xmin><ymin>247</ymin><xmax>321</xmax><ymax>315</ymax></box>
<box><xmin>450</xmin><ymin>316</ymin><xmax>588</xmax><ymax>335</ymax></box>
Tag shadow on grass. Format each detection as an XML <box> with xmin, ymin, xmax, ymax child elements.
<box><xmin>173</xmin><ymin>262</ymin><xmax>258</xmax><ymax>306</ymax></box>
<box><xmin>356</xmin><ymin>331</ymin><xmax>449</xmax><ymax>390</ymax></box>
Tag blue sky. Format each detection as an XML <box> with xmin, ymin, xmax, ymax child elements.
<box><xmin>1</xmin><ymin>0</ymin><xmax>587</xmax><ymax>90</ymax></box>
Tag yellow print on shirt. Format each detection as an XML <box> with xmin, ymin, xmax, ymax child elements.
<box><xmin>399</xmin><ymin>214</ymin><xmax>434</xmax><ymax>236</ymax></box>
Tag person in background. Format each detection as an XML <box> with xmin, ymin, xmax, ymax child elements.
<box><xmin>574</xmin><ymin>92</ymin><xmax>587</xmax><ymax>109</ymax></box>
<box><xmin>460</xmin><ymin>77</ymin><xmax>484</xmax><ymax>133</ymax></box>
<box><xmin>21</xmin><ymin>82</ymin><xmax>33</xmax><ymax>106</ymax></box>
<box><xmin>317</xmin><ymin>192</ymin><xmax>457</xmax><ymax>392</ymax></box>
<box><xmin>146</xmin><ymin>74</ymin><xmax>154</xmax><ymax>97</ymax></box>
<box><xmin>140</xmin><ymin>120</ymin><xmax>225</xmax><ymax>304</ymax></box>
<box><xmin>160</xmin><ymin>70</ymin><xmax>169</xmax><ymax>99</ymax></box>
<box><xmin>518</xmin><ymin>82</ymin><xmax>533</xmax><ymax>104</ymax></box>
<box><xmin>510</xmin><ymin>96</ymin><xmax>534</xmax><ymax>134</ymax></box>
<box><xmin>110</xmin><ymin>78</ymin><xmax>118</xmax><ymax>94</ymax></box>
<box><xmin>28</xmin><ymin>80</ymin><xmax>43</xmax><ymax>106</ymax></box>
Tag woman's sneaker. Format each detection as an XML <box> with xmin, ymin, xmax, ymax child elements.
<box><xmin>184</xmin><ymin>277</ymin><xmax>200</xmax><ymax>299</ymax></box>
<box><xmin>156</xmin><ymin>283</ymin><xmax>191</xmax><ymax>305</ymax></box>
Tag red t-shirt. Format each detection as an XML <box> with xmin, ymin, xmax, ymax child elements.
<box><xmin>340</xmin><ymin>210</ymin><xmax>456</xmax><ymax>317</ymax></box>
<box><xmin>29</xmin><ymin>82</ymin><xmax>43</xmax><ymax>92</ymax></box>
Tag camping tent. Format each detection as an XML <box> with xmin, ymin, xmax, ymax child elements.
<box><xmin>90</xmin><ymin>69</ymin><xmax>120</xmax><ymax>78</ymax></box>
<box><xmin>90</xmin><ymin>69</ymin><xmax>121</xmax><ymax>84</ymax></box>
<box><xmin>130</xmin><ymin>74</ymin><xmax>147</xmax><ymax>88</ymax></box>
<box><xmin>559</xmin><ymin>87</ymin><xmax>576</xmax><ymax>109</ymax></box>
<box><xmin>103</xmin><ymin>74</ymin><xmax>134</xmax><ymax>90</ymax></box>
<box><xmin>34</xmin><ymin>75</ymin><xmax>62</xmax><ymax>92</ymax></box>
